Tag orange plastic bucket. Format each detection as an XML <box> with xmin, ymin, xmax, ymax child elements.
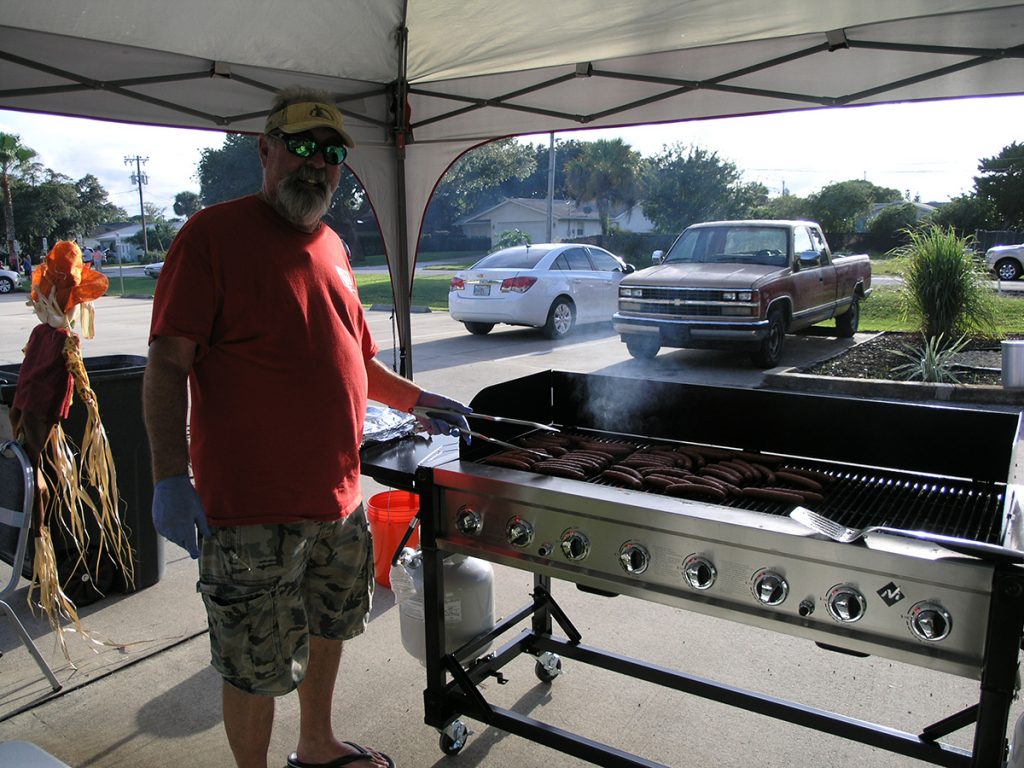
<box><xmin>366</xmin><ymin>491</ymin><xmax>420</xmax><ymax>588</ymax></box>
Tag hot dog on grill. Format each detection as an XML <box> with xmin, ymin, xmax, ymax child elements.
<box><xmin>742</xmin><ymin>487</ymin><xmax>805</xmax><ymax>504</ymax></box>
<box><xmin>667</xmin><ymin>483</ymin><xmax>726</xmax><ymax>502</ymax></box>
<box><xmin>601</xmin><ymin>469</ymin><xmax>644</xmax><ymax>489</ymax></box>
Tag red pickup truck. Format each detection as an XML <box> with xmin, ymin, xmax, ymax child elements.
<box><xmin>613</xmin><ymin>220</ymin><xmax>872</xmax><ymax>367</ymax></box>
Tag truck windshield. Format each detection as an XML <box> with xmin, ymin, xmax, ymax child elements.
<box><xmin>664</xmin><ymin>226</ymin><xmax>789</xmax><ymax>267</ymax></box>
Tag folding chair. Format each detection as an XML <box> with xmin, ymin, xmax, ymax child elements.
<box><xmin>0</xmin><ymin>440</ymin><xmax>61</xmax><ymax>691</ymax></box>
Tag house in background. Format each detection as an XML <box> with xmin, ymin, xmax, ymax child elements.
<box><xmin>459</xmin><ymin>197</ymin><xmax>654</xmax><ymax>247</ymax></box>
<box><xmin>87</xmin><ymin>220</ymin><xmax>184</xmax><ymax>262</ymax></box>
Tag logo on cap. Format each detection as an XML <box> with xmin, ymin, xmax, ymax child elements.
<box><xmin>310</xmin><ymin>104</ymin><xmax>331</xmax><ymax>119</ymax></box>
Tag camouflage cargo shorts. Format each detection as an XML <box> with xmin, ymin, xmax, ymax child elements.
<box><xmin>197</xmin><ymin>505</ymin><xmax>373</xmax><ymax>696</ymax></box>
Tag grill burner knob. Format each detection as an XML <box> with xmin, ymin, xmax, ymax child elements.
<box><xmin>456</xmin><ymin>507</ymin><xmax>482</xmax><ymax>536</ymax></box>
<box><xmin>505</xmin><ymin>516</ymin><xmax>534</xmax><ymax>548</ymax></box>
<box><xmin>560</xmin><ymin>529</ymin><xmax>590</xmax><ymax>561</ymax></box>
<box><xmin>908</xmin><ymin>601</ymin><xmax>952</xmax><ymax>642</ymax></box>
<box><xmin>752</xmin><ymin>571</ymin><xmax>788</xmax><ymax>606</ymax></box>
<box><xmin>618</xmin><ymin>542</ymin><xmax>650</xmax><ymax>575</ymax></box>
<box><xmin>826</xmin><ymin>586</ymin><xmax>867</xmax><ymax>623</ymax></box>
<box><xmin>683</xmin><ymin>556</ymin><xmax>716</xmax><ymax>591</ymax></box>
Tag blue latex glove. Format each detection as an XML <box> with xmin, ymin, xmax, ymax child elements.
<box><xmin>152</xmin><ymin>475</ymin><xmax>212</xmax><ymax>559</ymax></box>
<box><xmin>414</xmin><ymin>390</ymin><xmax>472</xmax><ymax>442</ymax></box>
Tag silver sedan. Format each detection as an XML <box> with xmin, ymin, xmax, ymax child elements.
<box><xmin>448</xmin><ymin>243</ymin><xmax>634</xmax><ymax>339</ymax></box>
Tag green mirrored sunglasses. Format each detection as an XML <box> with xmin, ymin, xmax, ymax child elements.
<box><xmin>270</xmin><ymin>132</ymin><xmax>347</xmax><ymax>165</ymax></box>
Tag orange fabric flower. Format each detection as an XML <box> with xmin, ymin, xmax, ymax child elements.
<box><xmin>31</xmin><ymin>241</ymin><xmax>108</xmax><ymax>313</ymax></box>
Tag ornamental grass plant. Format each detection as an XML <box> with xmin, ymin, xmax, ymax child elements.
<box><xmin>895</xmin><ymin>226</ymin><xmax>997</xmax><ymax>340</ymax></box>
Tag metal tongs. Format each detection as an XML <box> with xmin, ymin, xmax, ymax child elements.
<box><xmin>411</xmin><ymin>407</ymin><xmax>558</xmax><ymax>458</ymax></box>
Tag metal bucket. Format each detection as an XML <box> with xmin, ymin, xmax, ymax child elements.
<box><xmin>1003</xmin><ymin>341</ymin><xmax>1024</xmax><ymax>388</ymax></box>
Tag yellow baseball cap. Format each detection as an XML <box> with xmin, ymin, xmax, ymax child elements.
<box><xmin>265</xmin><ymin>101</ymin><xmax>355</xmax><ymax>147</ymax></box>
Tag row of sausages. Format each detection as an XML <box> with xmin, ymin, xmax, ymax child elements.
<box><xmin>481</xmin><ymin>433</ymin><xmax>835</xmax><ymax>507</ymax></box>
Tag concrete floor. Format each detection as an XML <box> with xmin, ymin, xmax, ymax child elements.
<box><xmin>1</xmin><ymin>292</ymin><xmax>1022</xmax><ymax>767</ymax></box>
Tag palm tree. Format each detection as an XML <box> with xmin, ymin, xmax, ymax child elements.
<box><xmin>564</xmin><ymin>138</ymin><xmax>641</xmax><ymax>235</ymax></box>
<box><xmin>0</xmin><ymin>133</ymin><xmax>39</xmax><ymax>262</ymax></box>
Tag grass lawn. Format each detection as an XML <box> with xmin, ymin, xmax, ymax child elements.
<box><xmin>103</xmin><ymin>267</ymin><xmax>1024</xmax><ymax>336</ymax></box>
<box><xmin>860</xmin><ymin>285</ymin><xmax>1024</xmax><ymax>334</ymax></box>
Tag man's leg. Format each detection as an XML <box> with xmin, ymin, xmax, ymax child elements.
<box><xmin>292</xmin><ymin>635</ymin><xmax>390</xmax><ymax>767</ymax></box>
<box><xmin>223</xmin><ymin>681</ymin><xmax>275</xmax><ymax>768</ymax></box>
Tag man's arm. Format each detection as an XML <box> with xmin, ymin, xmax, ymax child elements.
<box><xmin>143</xmin><ymin>335</ymin><xmax>197</xmax><ymax>482</ymax></box>
<box><xmin>365</xmin><ymin>357</ymin><xmax>422</xmax><ymax>411</ymax></box>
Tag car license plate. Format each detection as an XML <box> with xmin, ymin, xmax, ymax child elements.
<box><xmin>473</xmin><ymin>284</ymin><xmax>490</xmax><ymax>296</ymax></box>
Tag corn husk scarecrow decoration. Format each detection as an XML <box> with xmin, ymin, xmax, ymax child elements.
<box><xmin>7</xmin><ymin>241</ymin><xmax>133</xmax><ymax>661</ymax></box>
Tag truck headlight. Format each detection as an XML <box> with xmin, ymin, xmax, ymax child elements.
<box><xmin>721</xmin><ymin>290</ymin><xmax>753</xmax><ymax>301</ymax></box>
<box><xmin>620</xmin><ymin>287</ymin><xmax>641</xmax><ymax>298</ymax></box>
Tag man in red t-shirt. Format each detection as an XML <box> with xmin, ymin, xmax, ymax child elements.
<box><xmin>143</xmin><ymin>87</ymin><xmax>469</xmax><ymax>768</ymax></box>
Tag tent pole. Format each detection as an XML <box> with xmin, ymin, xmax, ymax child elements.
<box><xmin>392</xmin><ymin>23</ymin><xmax>414</xmax><ymax>379</ymax></box>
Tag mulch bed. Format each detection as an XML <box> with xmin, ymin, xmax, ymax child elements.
<box><xmin>802</xmin><ymin>332</ymin><xmax>1024</xmax><ymax>386</ymax></box>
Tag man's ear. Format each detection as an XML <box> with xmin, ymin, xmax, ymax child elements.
<box><xmin>257</xmin><ymin>134</ymin><xmax>270</xmax><ymax>168</ymax></box>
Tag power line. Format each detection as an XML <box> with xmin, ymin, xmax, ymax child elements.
<box><xmin>124</xmin><ymin>155</ymin><xmax>150</xmax><ymax>255</ymax></box>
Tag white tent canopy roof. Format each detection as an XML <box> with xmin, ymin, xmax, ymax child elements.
<box><xmin>2</xmin><ymin>0</ymin><xmax>1023</xmax><ymax>373</ymax></box>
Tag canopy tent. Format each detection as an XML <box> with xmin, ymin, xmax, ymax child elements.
<box><xmin>1</xmin><ymin>1</ymin><xmax>1023</xmax><ymax>376</ymax></box>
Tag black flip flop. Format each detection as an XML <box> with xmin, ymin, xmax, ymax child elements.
<box><xmin>286</xmin><ymin>741</ymin><xmax>395</xmax><ymax>768</ymax></box>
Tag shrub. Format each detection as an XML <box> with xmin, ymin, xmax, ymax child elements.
<box><xmin>492</xmin><ymin>229</ymin><xmax>531</xmax><ymax>250</ymax></box>
<box><xmin>890</xmin><ymin>333</ymin><xmax>969</xmax><ymax>384</ymax></box>
<box><xmin>895</xmin><ymin>226</ymin><xmax>996</xmax><ymax>339</ymax></box>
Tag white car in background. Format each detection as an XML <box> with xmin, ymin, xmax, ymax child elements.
<box><xmin>985</xmin><ymin>243</ymin><xmax>1023</xmax><ymax>281</ymax></box>
<box><xmin>143</xmin><ymin>262</ymin><xmax>164</xmax><ymax>279</ymax></box>
<box><xmin>448</xmin><ymin>243</ymin><xmax>634</xmax><ymax>339</ymax></box>
<box><xmin>0</xmin><ymin>267</ymin><xmax>23</xmax><ymax>294</ymax></box>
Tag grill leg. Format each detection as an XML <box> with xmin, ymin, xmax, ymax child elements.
<box><xmin>972</xmin><ymin>568</ymin><xmax>1024</xmax><ymax>767</ymax></box>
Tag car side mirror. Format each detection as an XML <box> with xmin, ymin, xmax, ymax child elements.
<box><xmin>797</xmin><ymin>251</ymin><xmax>819</xmax><ymax>268</ymax></box>
<box><xmin>652</xmin><ymin>250</ymin><xmax>665</xmax><ymax>265</ymax></box>
<box><xmin>623</xmin><ymin>263</ymin><xmax>636</xmax><ymax>274</ymax></box>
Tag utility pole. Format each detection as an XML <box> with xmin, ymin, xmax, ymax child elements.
<box><xmin>124</xmin><ymin>155</ymin><xmax>150</xmax><ymax>257</ymax></box>
<box><xmin>545</xmin><ymin>132</ymin><xmax>556</xmax><ymax>243</ymax></box>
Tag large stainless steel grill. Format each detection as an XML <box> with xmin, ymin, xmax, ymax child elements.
<box><xmin>363</xmin><ymin>371</ymin><xmax>1024</xmax><ymax>767</ymax></box>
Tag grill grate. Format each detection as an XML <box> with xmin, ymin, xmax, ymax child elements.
<box><xmin>474</xmin><ymin>432</ymin><xmax>1007</xmax><ymax>545</ymax></box>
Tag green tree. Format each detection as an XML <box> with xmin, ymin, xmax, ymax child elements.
<box><xmin>425</xmin><ymin>139</ymin><xmax>536</xmax><ymax>232</ymax></box>
<box><xmin>564</xmin><ymin>139</ymin><xmax>641</xmax><ymax>234</ymax></box>
<box><xmin>640</xmin><ymin>144</ymin><xmax>749</xmax><ymax>233</ymax></box>
<box><xmin>807</xmin><ymin>180</ymin><xmax>901</xmax><ymax>234</ymax></box>
<box><xmin>750</xmin><ymin>192</ymin><xmax>812</xmax><ymax>220</ymax></box>
<box><xmin>173</xmin><ymin>190</ymin><xmax>202</xmax><ymax>218</ymax></box>
<box><xmin>12</xmin><ymin>171</ymin><xmax>125</xmax><ymax>257</ymax></box>
<box><xmin>928</xmin><ymin>193</ymin><xmax>998</xmax><ymax>239</ymax></box>
<box><xmin>867</xmin><ymin>202</ymin><xmax>921</xmax><ymax>252</ymax></box>
<box><xmin>973</xmin><ymin>141</ymin><xmax>1024</xmax><ymax>228</ymax></box>
<box><xmin>0</xmin><ymin>133</ymin><xmax>40</xmax><ymax>261</ymax></box>
<box><xmin>197</xmin><ymin>134</ymin><xmax>263</xmax><ymax>205</ymax></box>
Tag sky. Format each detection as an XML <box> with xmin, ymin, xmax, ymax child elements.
<box><xmin>1</xmin><ymin>93</ymin><xmax>1022</xmax><ymax>217</ymax></box>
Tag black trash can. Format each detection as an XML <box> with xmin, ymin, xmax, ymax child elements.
<box><xmin>0</xmin><ymin>354</ymin><xmax>163</xmax><ymax>603</ymax></box>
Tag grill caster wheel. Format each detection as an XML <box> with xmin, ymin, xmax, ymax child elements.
<box><xmin>534</xmin><ymin>652</ymin><xmax>562</xmax><ymax>683</ymax></box>
<box><xmin>439</xmin><ymin>720</ymin><xmax>470</xmax><ymax>755</ymax></box>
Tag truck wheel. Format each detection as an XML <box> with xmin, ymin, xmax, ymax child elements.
<box><xmin>464</xmin><ymin>321</ymin><xmax>494</xmax><ymax>335</ymax></box>
<box><xmin>835</xmin><ymin>297</ymin><xmax>859</xmax><ymax>338</ymax></box>
<box><xmin>995</xmin><ymin>258</ymin><xmax>1022</xmax><ymax>281</ymax></box>
<box><xmin>625</xmin><ymin>336</ymin><xmax>660</xmax><ymax>360</ymax></box>
<box><xmin>0</xmin><ymin>276</ymin><xmax>13</xmax><ymax>294</ymax></box>
<box><xmin>543</xmin><ymin>298</ymin><xmax>575</xmax><ymax>339</ymax></box>
<box><xmin>751</xmin><ymin>309</ymin><xmax>785</xmax><ymax>368</ymax></box>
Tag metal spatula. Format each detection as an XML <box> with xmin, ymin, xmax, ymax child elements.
<box><xmin>789</xmin><ymin>507</ymin><xmax>1024</xmax><ymax>564</ymax></box>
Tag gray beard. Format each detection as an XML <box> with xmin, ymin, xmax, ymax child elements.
<box><xmin>275</xmin><ymin>168</ymin><xmax>333</xmax><ymax>230</ymax></box>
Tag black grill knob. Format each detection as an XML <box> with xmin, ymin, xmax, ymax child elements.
<box><xmin>826</xmin><ymin>585</ymin><xmax>866</xmax><ymax>623</ymax></box>
<box><xmin>752</xmin><ymin>570</ymin><xmax>788</xmax><ymax>606</ymax></box>
<box><xmin>908</xmin><ymin>601</ymin><xmax>952</xmax><ymax>642</ymax></box>
<box><xmin>560</xmin><ymin>529</ymin><xmax>590</xmax><ymax>561</ymax></box>
<box><xmin>683</xmin><ymin>555</ymin><xmax>716</xmax><ymax>591</ymax></box>
<box><xmin>456</xmin><ymin>507</ymin><xmax>482</xmax><ymax>536</ymax></box>
<box><xmin>505</xmin><ymin>516</ymin><xmax>534</xmax><ymax>548</ymax></box>
<box><xmin>618</xmin><ymin>542</ymin><xmax>650</xmax><ymax>575</ymax></box>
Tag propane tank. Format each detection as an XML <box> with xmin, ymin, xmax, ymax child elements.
<box><xmin>1009</xmin><ymin>710</ymin><xmax>1024</xmax><ymax>767</ymax></box>
<box><xmin>390</xmin><ymin>548</ymin><xmax>495</xmax><ymax>664</ymax></box>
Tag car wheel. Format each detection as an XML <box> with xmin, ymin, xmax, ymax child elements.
<box><xmin>0</xmin><ymin>276</ymin><xmax>12</xmax><ymax>294</ymax></box>
<box><xmin>751</xmin><ymin>309</ymin><xmax>786</xmax><ymax>368</ymax></box>
<box><xmin>463</xmin><ymin>321</ymin><xmax>494</xmax><ymax>335</ymax></box>
<box><xmin>542</xmin><ymin>298</ymin><xmax>575</xmax><ymax>339</ymax></box>
<box><xmin>835</xmin><ymin>296</ymin><xmax>859</xmax><ymax>338</ymax></box>
<box><xmin>995</xmin><ymin>258</ymin><xmax>1022</xmax><ymax>281</ymax></box>
<box><xmin>625</xmin><ymin>335</ymin><xmax>660</xmax><ymax>360</ymax></box>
